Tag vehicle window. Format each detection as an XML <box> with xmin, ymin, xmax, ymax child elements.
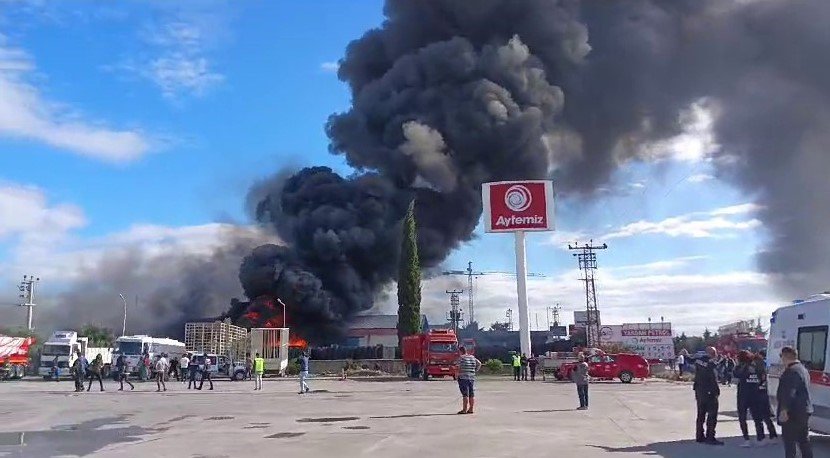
<box><xmin>114</xmin><ymin>342</ymin><xmax>143</xmax><ymax>355</ymax></box>
<box><xmin>605</xmin><ymin>356</ymin><xmax>616</xmax><ymax>363</ymax></box>
<box><xmin>589</xmin><ymin>356</ymin><xmax>602</xmax><ymax>364</ymax></box>
<box><xmin>42</xmin><ymin>344</ymin><xmax>70</xmax><ymax>356</ymax></box>
<box><xmin>428</xmin><ymin>342</ymin><xmax>457</xmax><ymax>353</ymax></box>
<box><xmin>797</xmin><ymin>326</ymin><xmax>828</xmax><ymax>371</ymax></box>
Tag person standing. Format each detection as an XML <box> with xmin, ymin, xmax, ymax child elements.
<box><xmin>520</xmin><ymin>353</ymin><xmax>529</xmax><ymax>381</ymax></box>
<box><xmin>693</xmin><ymin>347</ymin><xmax>723</xmax><ymax>445</ymax></box>
<box><xmin>511</xmin><ymin>353</ymin><xmax>521</xmax><ymax>381</ymax></box>
<box><xmin>253</xmin><ymin>352</ymin><xmax>265</xmax><ymax>391</ymax></box>
<box><xmin>179</xmin><ymin>353</ymin><xmax>190</xmax><ymax>385</ymax></box>
<box><xmin>198</xmin><ymin>353</ymin><xmax>214</xmax><ymax>391</ymax></box>
<box><xmin>528</xmin><ymin>354</ymin><xmax>539</xmax><ymax>381</ymax></box>
<box><xmin>572</xmin><ymin>353</ymin><xmax>590</xmax><ymax>410</ymax></box>
<box><xmin>115</xmin><ymin>354</ymin><xmax>134</xmax><ymax>391</ymax></box>
<box><xmin>154</xmin><ymin>356</ymin><xmax>167</xmax><ymax>392</ymax></box>
<box><xmin>71</xmin><ymin>355</ymin><xmax>83</xmax><ymax>391</ymax></box>
<box><xmin>51</xmin><ymin>355</ymin><xmax>61</xmax><ymax>382</ymax></box>
<box><xmin>187</xmin><ymin>355</ymin><xmax>199</xmax><ymax>390</ymax></box>
<box><xmin>776</xmin><ymin>346</ymin><xmax>813</xmax><ymax>458</ymax></box>
<box><xmin>733</xmin><ymin>350</ymin><xmax>765</xmax><ymax>447</ymax></box>
<box><xmin>456</xmin><ymin>346</ymin><xmax>482</xmax><ymax>414</ymax></box>
<box><xmin>677</xmin><ymin>351</ymin><xmax>686</xmax><ymax>377</ymax></box>
<box><xmin>168</xmin><ymin>355</ymin><xmax>179</xmax><ymax>382</ymax></box>
<box><xmin>753</xmin><ymin>352</ymin><xmax>778</xmax><ymax>443</ymax></box>
<box><xmin>245</xmin><ymin>353</ymin><xmax>253</xmax><ymax>381</ymax></box>
<box><xmin>298</xmin><ymin>351</ymin><xmax>310</xmax><ymax>394</ymax></box>
<box><xmin>86</xmin><ymin>354</ymin><xmax>105</xmax><ymax>392</ymax></box>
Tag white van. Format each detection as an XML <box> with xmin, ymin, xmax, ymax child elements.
<box><xmin>767</xmin><ymin>293</ymin><xmax>830</xmax><ymax>434</ymax></box>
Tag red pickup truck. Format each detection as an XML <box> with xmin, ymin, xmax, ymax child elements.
<box><xmin>558</xmin><ymin>353</ymin><xmax>649</xmax><ymax>383</ymax></box>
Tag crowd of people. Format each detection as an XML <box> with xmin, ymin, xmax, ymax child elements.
<box><xmin>691</xmin><ymin>346</ymin><xmax>814</xmax><ymax>458</ymax></box>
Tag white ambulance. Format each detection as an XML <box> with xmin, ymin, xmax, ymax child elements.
<box><xmin>767</xmin><ymin>293</ymin><xmax>830</xmax><ymax>434</ymax></box>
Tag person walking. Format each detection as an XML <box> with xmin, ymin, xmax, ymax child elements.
<box><xmin>725</xmin><ymin>356</ymin><xmax>736</xmax><ymax>387</ymax></box>
<box><xmin>573</xmin><ymin>353</ymin><xmax>590</xmax><ymax>410</ymax></box>
<box><xmin>776</xmin><ymin>346</ymin><xmax>813</xmax><ymax>458</ymax></box>
<box><xmin>115</xmin><ymin>354</ymin><xmax>134</xmax><ymax>391</ymax></box>
<box><xmin>693</xmin><ymin>346</ymin><xmax>723</xmax><ymax>445</ymax></box>
<box><xmin>168</xmin><ymin>355</ymin><xmax>179</xmax><ymax>382</ymax></box>
<box><xmin>298</xmin><ymin>351</ymin><xmax>310</xmax><ymax>394</ymax></box>
<box><xmin>528</xmin><ymin>354</ymin><xmax>539</xmax><ymax>381</ymax></box>
<box><xmin>456</xmin><ymin>346</ymin><xmax>482</xmax><ymax>415</ymax></box>
<box><xmin>86</xmin><ymin>354</ymin><xmax>105</xmax><ymax>392</ymax></box>
<box><xmin>253</xmin><ymin>352</ymin><xmax>265</xmax><ymax>391</ymax></box>
<box><xmin>154</xmin><ymin>355</ymin><xmax>167</xmax><ymax>392</ymax></box>
<box><xmin>51</xmin><ymin>355</ymin><xmax>61</xmax><ymax>382</ymax></box>
<box><xmin>733</xmin><ymin>350</ymin><xmax>765</xmax><ymax>447</ymax></box>
<box><xmin>179</xmin><ymin>353</ymin><xmax>190</xmax><ymax>385</ymax></box>
<box><xmin>511</xmin><ymin>352</ymin><xmax>521</xmax><ymax>381</ymax></box>
<box><xmin>198</xmin><ymin>353</ymin><xmax>214</xmax><ymax>391</ymax></box>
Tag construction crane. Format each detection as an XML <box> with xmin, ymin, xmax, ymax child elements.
<box><xmin>442</xmin><ymin>261</ymin><xmax>545</xmax><ymax>325</ymax></box>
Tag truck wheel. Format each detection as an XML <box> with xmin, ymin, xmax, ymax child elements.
<box><xmin>619</xmin><ymin>371</ymin><xmax>634</xmax><ymax>384</ymax></box>
<box><xmin>233</xmin><ymin>370</ymin><xmax>245</xmax><ymax>381</ymax></box>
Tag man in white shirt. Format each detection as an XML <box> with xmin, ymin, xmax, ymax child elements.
<box><xmin>677</xmin><ymin>352</ymin><xmax>686</xmax><ymax>376</ymax></box>
<box><xmin>179</xmin><ymin>354</ymin><xmax>190</xmax><ymax>384</ymax></box>
<box><xmin>154</xmin><ymin>356</ymin><xmax>167</xmax><ymax>392</ymax></box>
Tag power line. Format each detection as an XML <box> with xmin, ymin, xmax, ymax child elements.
<box><xmin>568</xmin><ymin>241</ymin><xmax>607</xmax><ymax>348</ymax></box>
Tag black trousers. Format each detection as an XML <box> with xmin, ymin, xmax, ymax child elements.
<box><xmin>737</xmin><ymin>392</ymin><xmax>764</xmax><ymax>441</ymax></box>
<box><xmin>119</xmin><ymin>371</ymin><xmax>134</xmax><ymax>390</ymax></box>
<box><xmin>73</xmin><ymin>371</ymin><xmax>84</xmax><ymax>391</ymax></box>
<box><xmin>782</xmin><ymin>415</ymin><xmax>813</xmax><ymax>458</ymax></box>
<box><xmin>513</xmin><ymin>366</ymin><xmax>520</xmax><ymax>381</ymax></box>
<box><xmin>188</xmin><ymin>367</ymin><xmax>198</xmax><ymax>389</ymax></box>
<box><xmin>87</xmin><ymin>372</ymin><xmax>104</xmax><ymax>391</ymax></box>
<box><xmin>198</xmin><ymin>370</ymin><xmax>213</xmax><ymax>390</ymax></box>
<box><xmin>530</xmin><ymin>366</ymin><xmax>537</xmax><ymax>381</ymax></box>
<box><xmin>695</xmin><ymin>394</ymin><xmax>718</xmax><ymax>440</ymax></box>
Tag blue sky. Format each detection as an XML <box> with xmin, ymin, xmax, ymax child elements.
<box><xmin>0</xmin><ymin>1</ymin><xmax>783</xmax><ymax>334</ymax></box>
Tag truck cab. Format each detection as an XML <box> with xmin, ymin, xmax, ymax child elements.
<box><xmin>403</xmin><ymin>329</ymin><xmax>460</xmax><ymax>380</ymax></box>
<box><xmin>38</xmin><ymin>331</ymin><xmax>80</xmax><ymax>379</ymax></box>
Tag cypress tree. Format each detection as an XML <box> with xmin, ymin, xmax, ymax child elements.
<box><xmin>397</xmin><ymin>200</ymin><xmax>422</xmax><ymax>347</ymax></box>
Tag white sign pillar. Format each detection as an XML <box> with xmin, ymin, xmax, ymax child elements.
<box><xmin>514</xmin><ymin>231</ymin><xmax>531</xmax><ymax>357</ymax></box>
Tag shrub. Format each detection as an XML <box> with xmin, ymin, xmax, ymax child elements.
<box><xmin>286</xmin><ymin>361</ymin><xmax>300</xmax><ymax>376</ymax></box>
<box><xmin>483</xmin><ymin>359</ymin><xmax>504</xmax><ymax>374</ymax></box>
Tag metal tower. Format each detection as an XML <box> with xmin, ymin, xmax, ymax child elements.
<box><xmin>568</xmin><ymin>241</ymin><xmax>607</xmax><ymax>348</ymax></box>
<box><xmin>445</xmin><ymin>289</ymin><xmax>464</xmax><ymax>332</ymax></box>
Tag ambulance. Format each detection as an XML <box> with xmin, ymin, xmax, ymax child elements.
<box><xmin>767</xmin><ymin>293</ymin><xmax>830</xmax><ymax>434</ymax></box>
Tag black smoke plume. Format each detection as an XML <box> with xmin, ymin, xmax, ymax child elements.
<box><xmin>233</xmin><ymin>0</ymin><xmax>830</xmax><ymax>339</ymax></box>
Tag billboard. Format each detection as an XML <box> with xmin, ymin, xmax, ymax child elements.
<box><xmin>598</xmin><ymin>323</ymin><xmax>674</xmax><ymax>360</ymax></box>
<box><xmin>482</xmin><ymin>181</ymin><xmax>555</xmax><ymax>232</ymax></box>
<box><xmin>573</xmin><ymin>310</ymin><xmax>601</xmax><ymax>327</ymax></box>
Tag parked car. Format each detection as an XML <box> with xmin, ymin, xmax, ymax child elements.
<box><xmin>559</xmin><ymin>353</ymin><xmax>650</xmax><ymax>383</ymax></box>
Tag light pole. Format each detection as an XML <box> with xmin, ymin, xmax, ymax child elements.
<box><xmin>276</xmin><ymin>298</ymin><xmax>287</xmax><ymax>328</ymax></box>
<box><xmin>118</xmin><ymin>293</ymin><xmax>127</xmax><ymax>337</ymax></box>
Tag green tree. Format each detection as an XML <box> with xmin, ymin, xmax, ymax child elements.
<box><xmin>79</xmin><ymin>324</ymin><xmax>115</xmax><ymax>347</ymax></box>
<box><xmin>396</xmin><ymin>201</ymin><xmax>422</xmax><ymax>347</ymax></box>
<box><xmin>489</xmin><ymin>322</ymin><xmax>510</xmax><ymax>332</ymax></box>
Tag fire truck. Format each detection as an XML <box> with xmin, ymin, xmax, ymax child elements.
<box><xmin>716</xmin><ymin>320</ymin><xmax>767</xmax><ymax>357</ymax></box>
<box><xmin>0</xmin><ymin>335</ymin><xmax>33</xmax><ymax>380</ymax></box>
<box><xmin>403</xmin><ymin>329</ymin><xmax>466</xmax><ymax>380</ymax></box>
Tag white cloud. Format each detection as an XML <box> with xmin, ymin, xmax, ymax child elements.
<box><xmin>0</xmin><ymin>38</ymin><xmax>151</xmax><ymax>162</ymax></box>
<box><xmin>0</xmin><ymin>182</ymin><xmax>86</xmax><ymax>242</ymax></box>
<box><xmin>545</xmin><ymin>230</ymin><xmax>590</xmax><ymax>250</ymax></box>
<box><xmin>608</xmin><ymin>255</ymin><xmax>708</xmax><ymax>274</ymax></box>
<box><xmin>117</xmin><ymin>20</ymin><xmax>224</xmax><ymax>99</ymax></box>
<box><xmin>688</xmin><ymin>173</ymin><xmax>714</xmax><ymax>183</ymax></box>
<box><xmin>603</xmin><ymin>203</ymin><xmax>762</xmax><ymax>239</ymax></box>
<box><xmin>320</xmin><ymin>61</ymin><xmax>339</xmax><ymax>73</ymax></box>
<box><xmin>640</xmin><ymin>101</ymin><xmax>719</xmax><ymax>163</ymax></box>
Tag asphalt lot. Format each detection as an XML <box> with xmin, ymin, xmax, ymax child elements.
<box><xmin>0</xmin><ymin>376</ymin><xmax>827</xmax><ymax>458</ymax></box>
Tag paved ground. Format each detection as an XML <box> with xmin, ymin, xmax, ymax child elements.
<box><xmin>0</xmin><ymin>377</ymin><xmax>827</xmax><ymax>458</ymax></box>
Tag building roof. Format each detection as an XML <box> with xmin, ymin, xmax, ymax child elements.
<box><xmin>349</xmin><ymin>314</ymin><xmax>428</xmax><ymax>330</ymax></box>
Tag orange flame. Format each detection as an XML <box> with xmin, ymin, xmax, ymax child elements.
<box><xmin>289</xmin><ymin>337</ymin><xmax>308</xmax><ymax>349</ymax></box>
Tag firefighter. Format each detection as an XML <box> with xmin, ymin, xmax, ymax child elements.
<box><xmin>693</xmin><ymin>346</ymin><xmax>723</xmax><ymax>445</ymax></box>
<box><xmin>511</xmin><ymin>352</ymin><xmax>521</xmax><ymax>381</ymax></box>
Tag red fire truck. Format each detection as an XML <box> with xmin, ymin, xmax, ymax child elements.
<box><xmin>403</xmin><ymin>329</ymin><xmax>466</xmax><ymax>380</ymax></box>
<box><xmin>0</xmin><ymin>335</ymin><xmax>34</xmax><ymax>380</ymax></box>
<box><xmin>716</xmin><ymin>320</ymin><xmax>767</xmax><ymax>357</ymax></box>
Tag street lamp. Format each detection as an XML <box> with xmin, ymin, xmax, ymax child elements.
<box><xmin>276</xmin><ymin>298</ymin><xmax>287</xmax><ymax>328</ymax></box>
<box><xmin>118</xmin><ymin>293</ymin><xmax>127</xmax><ymax>337</ymax></box>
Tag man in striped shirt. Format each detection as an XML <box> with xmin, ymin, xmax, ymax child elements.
<box><xmin>456</xmin><ymin>346</ymin><xmax>482</xmax><ymax>415</ymax></box>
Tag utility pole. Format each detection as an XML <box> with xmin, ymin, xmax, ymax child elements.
<box><xmin>546</xmin><ymin>303</ymin><xmax>561</xmax><ymax>330</ymax></box>
<box><xmin>506</xmin><ymin>308</ymin><xmax>513</xmax><ymax>331</ymax></box>
<box><xmin>445</xmin><ymin>289</ymin><xmax>464</xmax><ymax>333</ymax></box>
<box><xmin>568</xmin><ymin>240</ymin><xmax>607</xmax><ymax>348</ymax></box>
<box><xmin>18</xmin><ymin>275</ymin><xmax>39</xmax><ymax>331</ymax></box>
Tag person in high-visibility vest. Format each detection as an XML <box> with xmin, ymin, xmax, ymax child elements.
<box><xmin>254</xmin><ymin>353</ymin><xmax>265</xmax><ymax>391</ymax></box>
<box><xmin>511</xmin><ymin>353</ymin><xmax>521</xmax><ymax>381</ymax></box>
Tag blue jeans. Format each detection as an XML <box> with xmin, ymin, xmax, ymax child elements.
<box><xmin>577</xmin><ymin>384</ymin><xmax>589</xmax><ymax>407</ymax></box>
<box><xmin>300</xmin><ymin>371</ymin><xmax>309</xmax><ymax>393</ymax></box>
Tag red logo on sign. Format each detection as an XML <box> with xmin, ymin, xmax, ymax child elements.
<box><xmin>485</xmin><ymin>181</ymin><xmax>552</xmax><ymax>232</ymax></box>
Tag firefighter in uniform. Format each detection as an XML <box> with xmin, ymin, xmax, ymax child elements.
<box><xmin>693</xmin><ymin>346</ymin><xmax>724</xmax><ymax>445</ymax></box>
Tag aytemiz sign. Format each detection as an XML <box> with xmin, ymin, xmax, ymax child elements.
<box><xmin>482</xmin><ymin>180</ymin><xmax>555</xmax><ymax>232</ymax></box>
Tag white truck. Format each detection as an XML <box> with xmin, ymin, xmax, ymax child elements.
<box><xmin>767</xmin><ymin>293</ymin><xmax>830</xmax><ymax>434</ymax></box>
<box><xmin>38</xmin><ymin>331</ymin><xmax>113</xmax><ymax>379</ymax></box>
<box><xmin>112</xmin><ymin>335</ymin><xmax>186</xmax><ymax>376</ymax></box>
